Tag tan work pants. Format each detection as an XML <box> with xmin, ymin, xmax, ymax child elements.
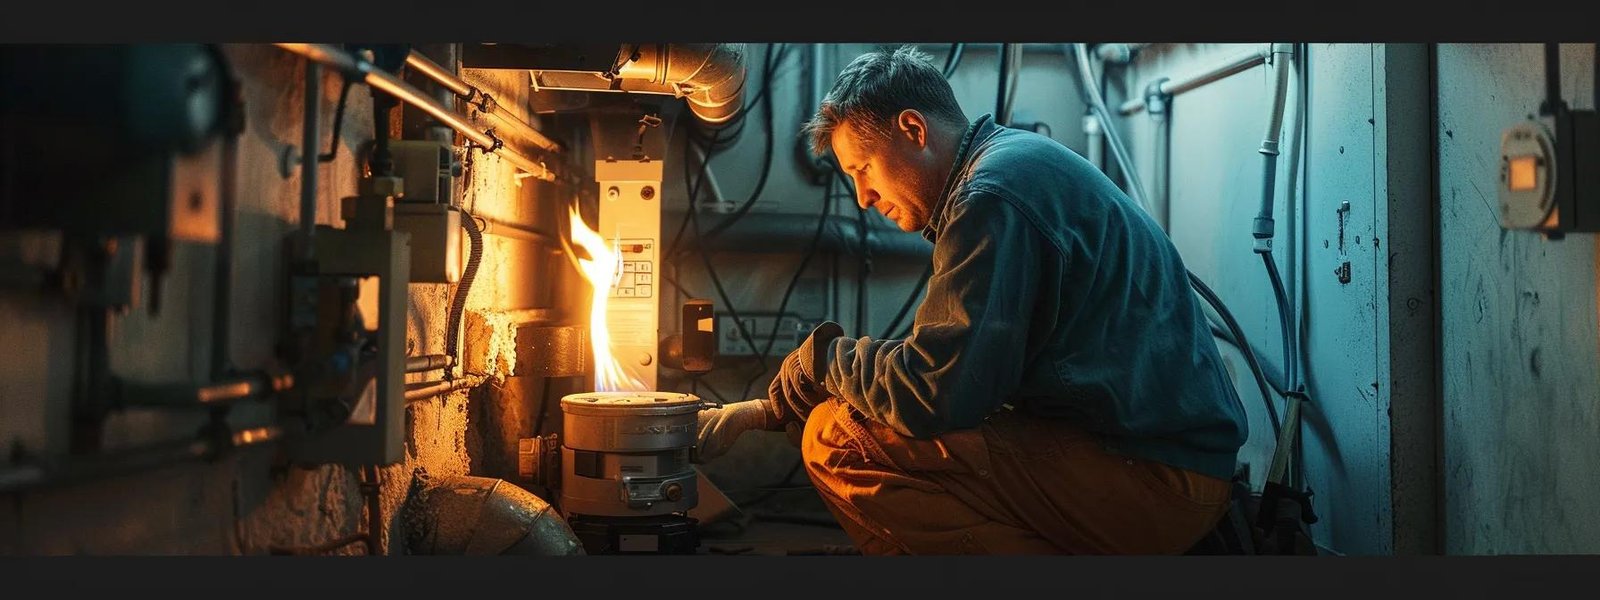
<box><xmin>800</xmin><ymin>398</ymin><xmax>1232</xmax><ymax>554</ymax></box>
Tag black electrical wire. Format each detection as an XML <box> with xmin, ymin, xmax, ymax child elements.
<box><xmin>668</xmin><ymin>43</ymin><xmax>782</xmax><ymax>263</ymax></box>
<box><xmin>687</xmin><ymin>205</ymin><xmax>769</xmax><ymax>372</ymax></box>
<box><xmin>1543</xmin><ymin>43</ymin><xmax>1564</xmax><ymax>115</ymax></box>
<box><xmin>678</xmin><ymin>44</ymin><xmax>782</xmax><ymax>255</ymax></box>
<box><xmin>880</xmin><ymin>262</ymin><xmax>932</xmax><ymax>339</ymax></box>
<box><xmin>318</xmin><ymin>77</ymin><xmax>354</xmax><ymax>163</ymax></box>
<box><xmin>996</xmin><ymin>43</ymin><xmax>1010</xmax><ymax>123</ymax></box>
<box><xmin>1262</xmin><ymin>253</ymin><xmax>1297</xmax><ymax>393</ymax></box>
<box><xmin>738</xmin><ymin>174</ymin><xmax>836</xmax><ymax>401</ymax></box>
<box><xmin>1189</xmin><ymin>271</ymin><xmax>1281</xmax><ymax>438</ymax></box>
<box><xmin>442</xmin><ymin>211</ymin><xmax>483</xmax><ymax>379</ymax></box>
<box><xmin>942</xmin><ymin>43</ymin><xmax>965</xmax><ymax>78</ymax></box>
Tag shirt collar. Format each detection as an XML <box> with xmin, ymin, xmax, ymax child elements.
<box><xmin>923</xmin><ymin>113</ymin><xmax>997</xmax><ymax>242</ymax></box>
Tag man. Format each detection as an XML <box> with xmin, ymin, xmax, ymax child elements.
<box><xmin>693</xmin><ymin>45</ymin><xmax>1248</xmax><ymax>555</ymax></box>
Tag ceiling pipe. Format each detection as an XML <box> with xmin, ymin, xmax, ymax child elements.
<box><xmin>524</xmin><ymin>44</ymin><xmax>748</xmax><ymax>128</ymax></box>
<box><xmin>613</xmin><ymin>44</ymin><xmax>747</xmax><ymax>127</ymax></box>
<box><xmin>1118</xmin><ymin>44</ymin><xmax>1286</xmax><ymax>116</ymax></box>
<box><xmin>404</xmin><ymin>49</ymin><xmax>564</xmax><ymax>154</ymax></box>
<box><xmin>273</xmin><ymin>43</ymin><xmax>555</xmax><ymax>183</ymax></box>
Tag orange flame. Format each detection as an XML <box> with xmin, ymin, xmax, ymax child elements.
<box><xmin>568</xmin><ymin>206</ymin><xmax>648</xmax><ymax>392</ymax></box>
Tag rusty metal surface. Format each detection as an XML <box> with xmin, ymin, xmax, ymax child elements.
<box><xmin>515</xmin><ymin>324</ymin><xmax>588</xmax><ymax>377</ymax></box>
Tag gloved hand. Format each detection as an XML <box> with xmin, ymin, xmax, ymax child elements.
<box><xmin>768</xmin><ymin>321</ymin><xmax>844</xmax><ymax>420</ymax></box>
<box><xmin>693</xmin><ymin>398</ymin><xmax>778</xmax><ymax>463</ymax></box>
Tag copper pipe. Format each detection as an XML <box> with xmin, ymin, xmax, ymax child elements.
<box><xmin>404</xmin><ymin>50</ymin><xmax>563</xmax><ymax>154</ymax></box>
<box><xmin>274</xmin><ymin>43</ymin><xmax>554</xmax><ymax>182</ymax></box>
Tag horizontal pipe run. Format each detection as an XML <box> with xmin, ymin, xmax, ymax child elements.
<box><xmin>118</xmin><ymin>373</ymin><xmax>294</xmax><ymax>408</ymax></box>
<box><xmin>405</xmin><ymin>50</ymin><xmax>563</xmax><ymax>154</ymax></box>
<box><xmin>274</xmin><ymin>43</ymin><xmax>554</xmax><ymax>183</ymax></box>
<box><xmin>405</xmin><ymin>375</ymin><xmax>486</xmax><ymax>404</ymax></box>
<box><xmin>671</xmin><ymin>212</ymin><xmax>934</xmax><ymax>261</ymax></box>
<box><xmin>476</xmin><ymin>215</ymin><xmax>562</xmax><ymax>250</ymax></box>
<box><xmin>1119</xmin><ymin>44</ymin><xmax>1283</xmax><ymax>116</ymax></box>
<box><xmin>0</xmin><ymin>425</ymin><xmax>284</xmax><ymax>494</ymax></box>
<box><xmin>405</xmin><ymin>354</ymin><xmax>454</xmax><ymax>373</ymax></box>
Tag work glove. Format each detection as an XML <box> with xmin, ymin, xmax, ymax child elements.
<box><xmin>693</xmin><ymin>398</ymin><xmax>778</xmax><ymax>463</ymax></box>
<box><xmin>768</xmin><ymin>321</ymin><xmax>845</xmax><ymax>426</ymax></box>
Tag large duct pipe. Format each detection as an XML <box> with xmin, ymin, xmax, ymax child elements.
<box><xmin>403</xmin><ymin>474</ymin><xmax>584</xmax><ymax>555</ymax></box>
<box><xmin>613</xmin><ymin>44</ymin><xmax>747</xmax><ymax>127</ymax></box>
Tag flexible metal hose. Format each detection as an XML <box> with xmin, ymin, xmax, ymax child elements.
<box><xmin>444</xmin><ymin>213</ymin><xmax>483</xmax><ymax>377</ymax></box>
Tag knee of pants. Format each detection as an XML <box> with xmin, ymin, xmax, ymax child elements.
<box><xmin>800</xmin><ymin>398</ymin><xmax>847</xmax><ymax>477</ymax></box>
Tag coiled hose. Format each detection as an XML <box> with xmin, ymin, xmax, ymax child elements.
<box><xmin>444</xmin><ymin>212</ymin><xmax>483</xmax><ymax>379</ymax></box>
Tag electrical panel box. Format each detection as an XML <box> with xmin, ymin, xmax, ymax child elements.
<box><xmin>1498</xmin><ymin>108</ymin><xmax>1600</xmax><ymax>236</ymax></box>
<box><xmin>596</xmin><ymin>158</ymin><xmax>663</xmax><ymax>390</ymax></box>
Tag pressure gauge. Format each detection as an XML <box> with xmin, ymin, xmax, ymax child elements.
<box><xmin>1498</xmin><ymin>120</ymin><xmax>1558</xmax><ymax>230</ymax></box>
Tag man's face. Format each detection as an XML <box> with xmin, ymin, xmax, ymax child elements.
<box><xmin>830</xmin><ymin>113</ymin><xmax>943</xmax><ymax>232</ymax></box>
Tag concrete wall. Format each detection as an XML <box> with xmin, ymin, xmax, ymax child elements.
<box><xmin>1436</xmin><ymin>43</ymin><xmax>1600</xmax><ymax>554</ymax></box>
<box><xmin>0</xmin><ymin>44</ymin><xmax>553</xmax><ymax>554</ymax></box>
<box><xmin>1119</xmin><ymin>43</ymin><xmax>1439</xmax><ymax>556</ymax></box>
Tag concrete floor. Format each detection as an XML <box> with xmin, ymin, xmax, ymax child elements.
<box><xmin>694</xmin><ymin>487</ymin><xmax>858</xmax><ymax>556</ymax></box>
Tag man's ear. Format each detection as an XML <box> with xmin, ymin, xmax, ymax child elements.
<box><xmin>897</xmin><ymin>109</ymin><xmax>928</xmax><ymax>148</ymax></box>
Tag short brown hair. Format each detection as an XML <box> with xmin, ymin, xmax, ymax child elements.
<box><xmin>801</xmin><ymin>45</ymin><xmax>969</xmax><ymax>156</ymax></box>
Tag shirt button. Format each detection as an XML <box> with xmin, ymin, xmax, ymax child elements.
<box><xmin>977</xmin><ymin>469</ymin><xmax>989</xmax><ymax>478</ymax></box>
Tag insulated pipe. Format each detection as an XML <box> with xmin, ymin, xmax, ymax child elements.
<box><xmin>1072</xmin><ymin>44</ymin><xmax>1150</xmax><ymax>212</ymax></box>
<box><xmin>274</xmin><ymin>44</ymin><xmax>554</xmax><ymax>183</ymax></box>
<box><xmin>403</xmin><ymin>50</ymin><xmax>563</xmax><ymax>154</ymax></box>
<box><xmin>1252</xmin><ymin>45</ymin><xmax>1296</xmax><ymax>248</ymax></box>
<box><xmin>614</xmin><ymin>44</ymin><xmax>747</xmax><ymax>127</ymax></box>
<box><xmin>1119</xmin><ymin>44</ymin><xmax>1283</xmax><ymax>116</ymax></box>
<box><xmin>402</xmin><ymin>475</ymin><xmax>584</xmax><ymax>555</ymax></box>
<box><xmin>1083</xmin><ymin>113</ymin><xmax>1104</xmax><ymax>171</ymax></box>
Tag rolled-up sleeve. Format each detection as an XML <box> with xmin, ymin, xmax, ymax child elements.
<box><xmin>824</xmin><ymin>191</ymin><xmax>1045</xmax><ymax>438</ymax></box>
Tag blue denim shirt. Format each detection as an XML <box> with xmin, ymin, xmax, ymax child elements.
<box><xmin>812</xmin><ymin>114</ymin><xmax>1248</xmax><ymax>481</ymax></box>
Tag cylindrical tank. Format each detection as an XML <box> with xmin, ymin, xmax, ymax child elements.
<box><xmin>557</xmin><ymin>391</ymin><xmax>702</xmax><ymax>518</ymax></box>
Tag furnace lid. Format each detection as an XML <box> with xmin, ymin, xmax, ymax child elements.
<box><xmin>559</xmin><ymin>391</ymin><xmax>704</xmax><ymax>417</ymax></box>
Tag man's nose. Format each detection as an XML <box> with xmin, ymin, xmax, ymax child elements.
<box><xmin>857</xmin><ymin>188</ymin><xmax>878</xmax><ymax>210</ymax></box>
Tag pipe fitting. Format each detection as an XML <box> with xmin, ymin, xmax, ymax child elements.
<box><xmin>614</xmin><ymin>44</ymin><xmax>747</xmax><ymax>126</ymax></box>
<box><xmin>403</xmin><ymin>474</ymin><xmax>584</xmax><ymax>555</ymax></box>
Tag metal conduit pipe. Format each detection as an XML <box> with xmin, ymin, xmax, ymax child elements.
<box><xmin>613</xmin><ymin>44</ymin><xmax>747</xmax><ymax>127</ymax></box>
<box><xmin>670</xmin><ymin>212</ymin><xmax>933</xmax><ymax>261</ymax></box>
<box><xmin>0</xmin><ymin>425</ymin><xmax>285</xmax><ymax>494</ymax></box>
<box><xmin>404</xmin><ymin>50</ymin><xmax>563</xmax><ymax>154</ymax></box>
<box><xmin>1119</xmin><ymin>44</ymin><xmax>1284</xmax><ymax>116</ymax></box>
<box><xmin>118</xmin><ymin>372</ymin><xmax>295</xmax><ymax>408</ymax></box>
<box><xmin>405</xmin><ymin>375</ymin><xmax>485</xmax><ymax>404</ymax></box>
<box><xmin>273</xmin><ymin>43</ymin><xmax>555</xmax><ymax>183</ymax></box>
<box><xmin>405</xmin><ymin>354</ymin><xmax>454</xmax><ymax>373</ymax></box>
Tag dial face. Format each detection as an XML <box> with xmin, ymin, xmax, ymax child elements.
<box><xmin>1498</xmin><ymin>120</ymin><xmax>1558</xmax><ymax>230</ymax></box>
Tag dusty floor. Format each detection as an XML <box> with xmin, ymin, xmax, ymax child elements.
<box><xmin>693</xmin><ymin>486</ymin><xmax>857</xmax><ymax>556</ymax></box>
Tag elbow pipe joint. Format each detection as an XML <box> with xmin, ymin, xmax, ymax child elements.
<box><xmin>1143</xmin><ymin>77</ymin><xmax>1171</xmax><ymax>118</ymax></box>
<box><xmin>615</xmin><ymin>44</ymin><xmax>747</xmax><ymax>127</ymax></box>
